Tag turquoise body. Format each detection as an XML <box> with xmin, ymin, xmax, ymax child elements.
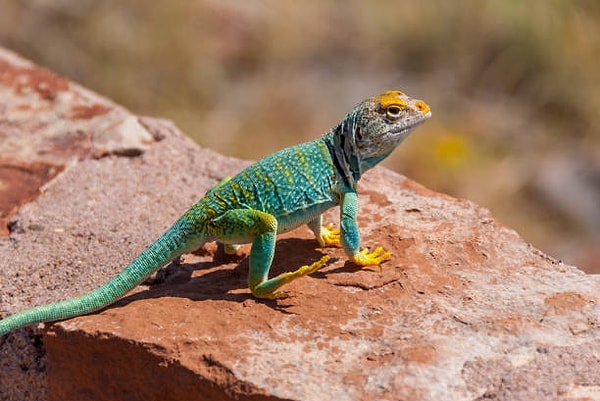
<box><xmin>0</xmin><ymin>90</ymin><xmax>431</xmax><ymax>335</ymax></box>
<box><xmin>198</xmin><ymin>136</ymin><xmax>340</xmax><ymax>239</ymax></box>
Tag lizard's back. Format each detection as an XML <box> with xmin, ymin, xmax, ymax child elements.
<box><xmin>197</xmin><ymin>137</ymin><xmax>340</xmax><ymax>233</ymax></box>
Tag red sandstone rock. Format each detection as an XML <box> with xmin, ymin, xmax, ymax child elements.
<box><xmin>1</xmin><ymin>47</ymin><xmax>600</xmax><ymax>401</ymax></box>
<box><xmin>0</xmin><ymin>47</ymin><xmax>157</xmax><ymax>236</ymax></box>
<box><xmin>43</xmin><ymin>169</ymin><xmax>600</xmax><ymax>401</ymax></box>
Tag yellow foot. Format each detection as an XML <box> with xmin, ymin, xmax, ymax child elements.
<box><xmin>350</xmin><ymin>247</ymin><xmax>391</xmax><ymax>266</ymax></box>
<box><xmin>317</xmin><ymin>224</ymin><xmax>341</xmax><ymax>247</ymax></box>
<box><xmin>259</xmin><ymin>290</ymin><xmax>289</xmax><ymax>300</ymax></box>
<box><xmin>224</xmin><ymin>244</ymin><xmax>241</xmax><ymax>255</ymax></box>
<box><xmin>252</xmin><ymin>255</ymin><xmax>331</xmax><ymax>300</ymax></box>
<box><xmin>290</xmin><ymin>255</ymin><xmax>331</xmax><ymax>278</ymax></box>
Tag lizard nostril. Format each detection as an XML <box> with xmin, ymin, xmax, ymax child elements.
<box><xmin>415</xmin><ymin>100</ymin><xmax>431</xmax><ymax>114</ymax></box>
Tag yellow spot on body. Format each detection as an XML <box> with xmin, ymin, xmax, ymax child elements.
<box><xmin>318</xmin><ymin>142</ymin><xmax>334</xmax><ymax>167</ymax></box>
<box><xmin>295</xmin><ymin>149</ymin><xmax>306</xmax><ymax>165</ymax></box>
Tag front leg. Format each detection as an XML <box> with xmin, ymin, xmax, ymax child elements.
<box><xmin>340</xmin><ymin>191</ymin><xmax>391</xmax><ymax>265</ymax></box>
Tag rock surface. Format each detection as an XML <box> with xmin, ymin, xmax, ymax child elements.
<box><xmin>1</xmin><ymin>47</ymin><xmax>600</xmax><ymax>401</ymax></box>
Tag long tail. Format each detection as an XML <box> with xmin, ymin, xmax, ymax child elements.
<box><xmin>0</xmin><ymin>218</ymin><xmax>203</xmax><ymax>336</ymax></box>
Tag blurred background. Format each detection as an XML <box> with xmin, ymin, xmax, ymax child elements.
<box><xmin>0</xmin><ymin>1</ymin><xmax>598</xmax><ymax>272</ymax></box>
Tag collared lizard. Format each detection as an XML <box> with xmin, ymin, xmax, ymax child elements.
<box><xmin>0</xmin><ymin>89</ymin><xmax>431</xmax><ymax>336</ymax></box>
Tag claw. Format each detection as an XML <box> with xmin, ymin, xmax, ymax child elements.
<box><xmin>261</xmin><ymin>291</ymin><xmax>289</xmax><ymax>300</ymax></box>
<box><xmin>351</xmin><ymin>246</ymin><xmax>391</xmax><ymax>266</ymax></box>
<box><xmin>252</xmin><ymin>255</ymin><xmax>330</xmax><ymax>299</ymax></box>
<box><xmin>293</xmin><ymin>255</ymin><xmax>330</xmax><ymax>277</ymax></box>
<box><xmin>318</xmin><ymin>224</ymin><xmax>341</xmax><ymax>248</ymax></box>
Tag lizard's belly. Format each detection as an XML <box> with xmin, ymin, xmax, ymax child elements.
<box><xmin>274</xmin><ymin>200</ymin><xmax>337</xmax><ymax>234</ymax></box>
<box><xmin>215</xmin><ymin>201</ymin><xmax>336</xmax><ymax>246</ymax></box>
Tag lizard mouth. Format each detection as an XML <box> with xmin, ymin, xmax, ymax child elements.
<box><xmin>382</xmin><ymin>112</ymin><xmax>431</xmax><ymax>146</ymax></box>
<box><xmin>390</xmin><ymin>111</ymin><xmax>431</xmax><ymax>136</ymax></box>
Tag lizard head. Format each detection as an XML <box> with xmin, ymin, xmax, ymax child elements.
<box><xmin>331</xmin><ymin>90</ymin><xmax>431</xmax><ymax>186</ymax></box>
<box><xmin>355</xmin><ymin>90</ymin><xmax>431</xmax><ymax>165</ymax></box>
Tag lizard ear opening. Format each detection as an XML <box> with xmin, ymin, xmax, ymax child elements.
<box><xmin>355</xmin><ymin>126</ymin><xmax>363</xmax><ymax>142</ymax></box>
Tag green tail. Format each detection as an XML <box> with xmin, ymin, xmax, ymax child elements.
<box><xmin>0</xmin><ymin>219</ymin><xmax>200</xmax><ymax>336</ymax></box>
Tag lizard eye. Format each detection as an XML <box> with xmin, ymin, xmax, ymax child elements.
<box><xmin>386</xmin><ymin>105</ymin><xmax>402</xmax><ymax>120</ymax></box>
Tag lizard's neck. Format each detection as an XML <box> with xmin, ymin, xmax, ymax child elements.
<box><xmin>323</xmin><ymin>121</ymin><xmax>398</xmax><ymax>190</ymax></box>
<box><xmin>323</xmin><ymin>122</ymin><xmax>363</xmax><ymax>190</ymax></box>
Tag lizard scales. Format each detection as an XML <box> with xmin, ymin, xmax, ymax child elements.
<box><xmin>0</xmin><ymin>90</ymin><xmax>431</xmax><ymax>336</ymax></box>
